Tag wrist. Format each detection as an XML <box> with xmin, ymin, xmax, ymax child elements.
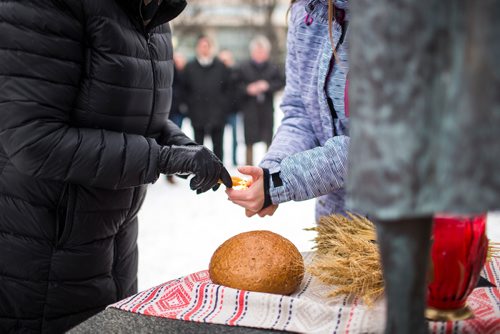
<box><xmin>158</xmin><ymin>146</ymin><xmax>172</xmax><ymax>175</ymax></box>
<box><xmin>159</xmin><ymin>145</ymin><xmax>192</xmax><ymax>175</ymax></box>
<box><xmin>261</xmin><ymin>168</ymin><xmax>272</xmax><ymax>210</ymax></box>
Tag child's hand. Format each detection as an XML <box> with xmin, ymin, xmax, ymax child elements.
<box><xmin>226</xmin><ymin>166</ymin><xmax>265</xmax><ymax>213</ymax></box>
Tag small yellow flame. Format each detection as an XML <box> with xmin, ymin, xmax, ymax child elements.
<box><xmin>230</xmin><ymin>176</ymin><xmax>251</xmax><ymax>190</ymax></box>
<box><xmin>219</xmin><ymin>176</ymin><xmax>251</xmax><ymax>189</ymax></box>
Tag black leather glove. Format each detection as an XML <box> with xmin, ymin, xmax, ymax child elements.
<box><xmin>158</xmin><ymin>145</ymin><xmax>232</xmax><ymax>193</ymax></box>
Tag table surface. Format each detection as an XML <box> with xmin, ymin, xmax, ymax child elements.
<box><xmin>68</xmin><ymin>308</ymin><xmax>288</xmax><ymax>334</ymax></box>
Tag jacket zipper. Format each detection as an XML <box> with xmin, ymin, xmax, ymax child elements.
<box><xmin>136</xmin><ymin>0</ymin><xmax>157</xmax><ymax>135</ymax></box>
<box><xmin>325</xmin><ymin>56</ymin><xmax>338</xmax><ymax>137</ymax></box>
<box><xmin>145</xmin><ymin>32</ymin><xmax>156</xmax><ymax>135</ymax></box>
<box><xmin>325</xmin><ymin>19</ymin><xmax>348</xmax><ymax>137</ymax></box>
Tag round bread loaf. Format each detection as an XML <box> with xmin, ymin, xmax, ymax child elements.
<box><xmin>209</xmin><ymin>230</ymin><xmax>305</xmax><ymax>295</ymax></box>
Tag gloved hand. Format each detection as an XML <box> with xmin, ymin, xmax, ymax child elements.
<box><xmin>159</xmin><ymin>145</ymin><xmax>232</xmax><ymax>193</ymax></box>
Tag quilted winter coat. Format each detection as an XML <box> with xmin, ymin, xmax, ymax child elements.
<box><xmin>0</xmin><ymin>0</ymin><xmax>189</xmax><ymax>332</ymax></box>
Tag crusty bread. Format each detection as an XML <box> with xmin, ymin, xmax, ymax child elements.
<box><xmin>209</xmin><ymin>230</ymin><xmax>305</xmax><ymax>295</ymax></box>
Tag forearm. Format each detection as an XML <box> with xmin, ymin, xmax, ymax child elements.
<box><xmin>266</xmin><ymin>136</ymin><xmax>350</xmax><ymax>204</ymax></box>
<box><xmin>260</xmin><ymin>111</ymin><xmax>319</xmax><ymax>172</ymax></box>
<box><xmin>1</xmin><ymin>120</ymin><xmax>161</xmax><ymax>189</ymax></box>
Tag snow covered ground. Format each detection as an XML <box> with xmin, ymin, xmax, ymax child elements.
<box><xmin>136</xmin><ymin>114</ymin><xmax>500</xmax><ymax>291</ymax></box>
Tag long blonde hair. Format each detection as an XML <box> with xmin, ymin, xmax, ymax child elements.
<box><xmin>328</xmin><ymin>1</ymin><xmax>336</xmax><ymax>49</ymax></box>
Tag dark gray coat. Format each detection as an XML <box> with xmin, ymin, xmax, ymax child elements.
<box><xmin>237</xmin><ymin>61</ymin><xmax>284</xmax><ymax>145</ymax></box>
<box><xmin>0</xmin><ymin>0</ymin><xmax>189</xmax><ymax>332</ymax></box>
<box><xmin>183</xmin><ymin>58</ymin><xmax>231</xmax><ymax>129</ymax></box>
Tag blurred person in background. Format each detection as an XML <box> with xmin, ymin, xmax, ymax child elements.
<box><xmin>0</xmin><ymin>0</ymin><xmax>231</xmax><ymax>332</ymax></box>
<box><xmin>168</xmin><ymin>52</ymin><xmax>188</xmax><ymax>129</ymax></box>
<box><xmin>183</xmin><ymin>35</ymin><xmax>231</xmax><ymax>161</ymax></box>
<box><xmin>218</xmin><ymin>48</ymin><xmax>241</xmax><ymax>166</ymax></box>
<box><xmin>236</xmin><ymin>35</ymin><xmax>284</xmax><ymax>165</ymax></box>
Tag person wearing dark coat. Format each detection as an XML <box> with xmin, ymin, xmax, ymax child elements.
<box><xmin>236</xmin><ymin>35</ymin><xmax>285</xmax><ymax>165</ymax></box>
<box><xmin>183</xmin><ymin>35</ymin><xmax>231</xmax><ymax>161</ymax></box>
<box><xmin>218</xmin><ymin>49</ymin><xmax>241</xmax><ymax>166</ymax></box>
<box><xmin>0</xmin><ymin>1</ymin><xmax>232</xmax><ymax>333</ymax></box>
<box><xmin>168</xmin><ymin>52</ymin><xmax>188</xmax><ymax>129</ymax></box>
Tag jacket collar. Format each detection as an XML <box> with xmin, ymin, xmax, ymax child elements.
<box><xmin>115</xmin><ymin>0</ymin><xmax>186</xmax><ymax>29</ymax></box>
<box><xmin>318</xmin><ymin>0</ymin><xmax>348</xmax><ymax>9</ymax></box>
<box><xmin>306</xmin><ymin>0</ymin><xmax>348</xmax><ymax>23</ymax></box>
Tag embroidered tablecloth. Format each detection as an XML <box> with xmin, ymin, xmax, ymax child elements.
<box><xmin>110</xmin><ymin>253</ymin><xmax>500</xmax><ymax>334</ymax></box>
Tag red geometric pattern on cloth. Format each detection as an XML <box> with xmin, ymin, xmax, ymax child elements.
<box><xmin>148</xmin><ymin>284</ymin><xmax>191</xmax><ymax>315</ymax></box>
<box><xmin>459</xmin><ymin>289</ymin><xmax>499</xmax><ymax>334</ymax></box>
<box><xmin>109</xmin><ymin>254</ymin><xmax>500</xmax><ymax>334</ymax></box>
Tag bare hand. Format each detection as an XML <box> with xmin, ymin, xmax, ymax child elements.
<box><xmin>246</xmin><ymin>83</ymin><xmax>260</xmax><ymax>96</ymax></box>
<box><xmin>255</xmin><ymin>80</ymin><xmax>269</xmax><ymax>92</ymax></box>
<box><xmin>226</xmin><ymin>166</ymin><xmax>266</xmax><ymax>212</ymax></box>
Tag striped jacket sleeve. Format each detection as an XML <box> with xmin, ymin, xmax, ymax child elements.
<box><xmin>259</xmin><ymin>3</ymin><xmax>319</xmax><ymax>173</ymax></box>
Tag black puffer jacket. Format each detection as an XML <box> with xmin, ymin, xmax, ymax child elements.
<box><xmin>0</xmin><ymin>0</ymin><xmax>188</xmax><ymax>332</ymax></box>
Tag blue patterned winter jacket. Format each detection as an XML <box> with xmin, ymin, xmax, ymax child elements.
<box><xmin>260</xmin><ymin>0</ymin><xmax>350</xmax><ymax>221</ymax></box>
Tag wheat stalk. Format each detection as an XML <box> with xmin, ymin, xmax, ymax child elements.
<box><xmin>306</xmin><ymin>213</ymin><xmax>383</xmax><ymax>306</ymax></box>
<box><xmin>487</xmin><ymin>241</ymin><xmax>500</xmax><ymax>262</ymax></box>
